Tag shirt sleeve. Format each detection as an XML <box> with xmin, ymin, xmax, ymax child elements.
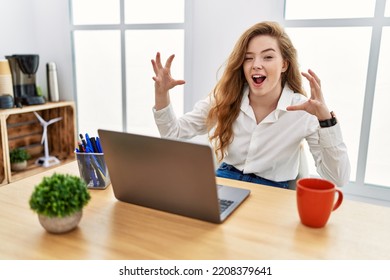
<box><xmin>152</xmin><ymin>95</ymin><xmax>212</xmax><ymax>139</ymax></box>
<box><xmin>306</xmin><ymin>123</ymin><xmax>351</xmax><ymax>187</ymax></box>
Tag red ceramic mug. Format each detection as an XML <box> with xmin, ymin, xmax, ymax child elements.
<box><xmin>296</xmin><ymin>178</ymin><xmax>343</xmax><ymax>228</ymax></box>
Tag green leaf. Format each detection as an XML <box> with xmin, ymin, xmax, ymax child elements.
<box><xmin>29</xmin><ymin>173</ymin><xmax>91</xmax><ymax>217</ymax></box>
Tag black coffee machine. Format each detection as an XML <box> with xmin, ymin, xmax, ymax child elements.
<box><xmin>6</xmin><ymin>54</ymin><xmax>46</xmax><ymax>106</ymax></box>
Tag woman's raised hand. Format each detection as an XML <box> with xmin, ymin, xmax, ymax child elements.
<box><xmin>286</xmin><ymin>69</ymin><xmax>332</xmax><ymax>120</ymax></box>
<box><xmin>151</xmin><ymin>52</ymin><xmax>185</xmax><ymax>94</ymax></box>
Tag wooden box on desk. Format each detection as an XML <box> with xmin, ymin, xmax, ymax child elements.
<box><xmin>0</xmin><ymin>129</ymin><xmax>5</xmax><ymax>186</ymax></box>
<box><xmin>0</xmin><ymin>101</ymin><xmax>77</xmax><ymax>184</ymax></box>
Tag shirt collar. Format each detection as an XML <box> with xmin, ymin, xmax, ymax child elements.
<box><xmin>277</xmin><ymin>84</ymin><xmax>295</xmax><ymax>112</ymax></box>
<box><xmin>241</xmin><ymin>86</ymin><xmax>251</xmax><ymax>112</ymax></box>
<box><xmin>241</xmin><ymin>84</ymin><xmax>295</xmax><ymax>115</ymax></box>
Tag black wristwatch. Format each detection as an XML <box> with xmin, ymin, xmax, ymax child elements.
<box><xmin>319</xmin><ymin>111</ymin><xmax>337</xmax><ymax>128</ymax></box>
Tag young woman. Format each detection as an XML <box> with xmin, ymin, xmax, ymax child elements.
<box><xmin>151</xmin><ymin>21</ymin><xmax>350</xmax><ymax>189</ymax></box>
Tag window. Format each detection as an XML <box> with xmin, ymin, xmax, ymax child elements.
<box><xmin>124</xmin><ymin>0</ymin><xmax>184</xmax><ymax>24</ymax></box>
<box><xmin>366</xmin><ymin>27</ymin><xmax>390</xmax><ymax>187</ymax></box>
<box><xmin>72</xmin><ymin>0</ymin><xmax>120</xmax><ymax>25</ymax></box>
<box><xmin>70</xmin><ymin>0</ymin><xmax>184</xmax><ymax>136</ymax></box>
<box><xmin>285</xmin><ymin>0</ymin><xmax>376</xmax><ymax>19</ymax></box>
<box><xmin>125</xmin><ymin>29</ymin><xmax>184</xmax><ymax>135</ymax></box>
<box><xmin>284</xmin><ymin>0</ymin><xmax>390</xmax><ymax>202</ymax></box>
<box><xmin>285</xmin><ymin>27</ymin><xmax>371</xmax><ymax>183</ymax></box>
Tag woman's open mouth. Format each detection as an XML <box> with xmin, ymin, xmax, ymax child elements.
<box><xmin>252</xmin><ymin>75</ymin><xmax>266</xmax><ymax>85</ymax></box>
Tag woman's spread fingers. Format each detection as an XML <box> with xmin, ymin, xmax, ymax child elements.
<box><xmin>155</xmin><ymin>52</ymin><xmax>163</xmax><ymax>69</ymax></box>
<box><xmin>165</xmin><ymin>54</ymin><xmax>175</xmax><ymax>69</ymax></box>
<box><xmin>151</xmin><ymin>59</ymin><xmax>159</xmax><ymax>75</ymax></box>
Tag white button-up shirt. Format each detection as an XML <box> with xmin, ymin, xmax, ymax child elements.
<box><xmin>153</xmin><ymin>85</ymin><xmax>351</xmax><ymax>186</ymax></box>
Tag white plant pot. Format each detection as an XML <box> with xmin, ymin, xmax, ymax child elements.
<box><xmin>11</xmin><ymin>160</ymin><xmax>27</xmax><ymax>171</ymax></box>
<box><xmin>38</xmin><ymin>210</ymin><xmax>82</xmax><ymax>234</ymax></box>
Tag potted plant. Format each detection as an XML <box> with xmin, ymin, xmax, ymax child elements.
<box><xmin>9</xmin><ymin>147</ymin><xmax>31</xmax><ymax>171</ymax></box>
<box><xmin>29</xmin><ymin>173</ymin><xmax>91</xmax><ymax>234</ymax></box>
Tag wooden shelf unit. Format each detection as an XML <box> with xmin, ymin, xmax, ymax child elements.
<box><xmin>0</xmin><ymin>101</ymin><xmax>77</xmax><ymax>185</ymax></box>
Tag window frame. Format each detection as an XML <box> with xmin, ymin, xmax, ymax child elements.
<box><xmin>69</xmin><ymin>0</ymin><xmax>186</xmax><ymax>134</ymax></box>
<box><xmin>282</xmin><ymin>0</ymin><xmax>390</xmax><ymax>204</ymax></box>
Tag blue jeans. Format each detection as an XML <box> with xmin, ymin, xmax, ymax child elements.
<box><xmin>216</xmin><ymin>162</ymin><xmax>289</xmax><ymax>189</ymax></box>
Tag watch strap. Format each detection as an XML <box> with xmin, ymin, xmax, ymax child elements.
<box><xmin>319</xmin><ymin>111</ymin><xmax>337</xmax><ymax>128</ymax></box>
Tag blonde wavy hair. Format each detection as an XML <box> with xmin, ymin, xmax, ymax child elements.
<box><xmin>206</xmin><ymin>21</ymin><xmax>305</xmax><ymax>161</ymax></box>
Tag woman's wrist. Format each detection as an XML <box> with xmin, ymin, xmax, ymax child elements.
<box><xmin>316</xmin><ymin>105</ymin><xmax>332</xmax><ymax>121</ymax></box>
<box><xmin>155</xmin><ymin>91</ymin><xmax>170</xmax><ymax>111</ymax></box>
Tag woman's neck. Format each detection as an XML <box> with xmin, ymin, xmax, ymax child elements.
<box><xmin>249</xmin><ymin>87</ymin><xmax>283</xmax><ymax>124</ymax></box>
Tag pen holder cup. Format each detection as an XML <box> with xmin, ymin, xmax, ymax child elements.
<box><xmin>75</xmin><ymin>152</ymin><xmax>111</xmax><ymax>189</ymax></box>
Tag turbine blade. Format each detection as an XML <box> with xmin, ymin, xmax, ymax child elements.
<box><xmin>41</xmin><ymin>127</ymin><xmax>47</xmax><ymax>144</ymax></box>
<box><xmin>33</xmin><ymin>112</ymin><xmax>46</xmax><ymax>124</ymax></box>
<box><xmin>47</xmin><ymin>117</ymin><xmax>62</xmax><ymax>125</ymax></box>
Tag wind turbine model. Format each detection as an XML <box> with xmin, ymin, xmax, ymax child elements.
<box><xmin>34</xmin><ymin>111</ymin><xmax>62</xmax><ymax>168</ymax></box>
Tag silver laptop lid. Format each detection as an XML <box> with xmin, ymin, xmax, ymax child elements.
<box><xmin>98</xmin><ymin>129</ymin><xmax>250</xmax><ymax>223</ymax></box>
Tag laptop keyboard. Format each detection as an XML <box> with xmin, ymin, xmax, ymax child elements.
<box><xmin>219</xmin><ymin>199</ymin><xmax>234</xmax><ymax>213</ymax></box>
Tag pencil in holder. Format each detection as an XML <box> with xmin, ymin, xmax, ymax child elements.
<box><xmin>75</xmin><ymin>152</ymin><xmax>110</xmax><ymax>189</ymax></box>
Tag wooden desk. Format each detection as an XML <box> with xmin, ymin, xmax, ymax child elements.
<box><xmin>1</xmin><ymin>161</ymin><xmax>389</xmax><ymax>260</ymax></box>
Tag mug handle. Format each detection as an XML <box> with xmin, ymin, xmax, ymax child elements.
<box><xmin>332</xmin><ymin>189</ymin><xmax>343</xmax><ymax>211</ymax></box>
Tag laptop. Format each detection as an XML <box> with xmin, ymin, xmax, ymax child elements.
<box><xmin>98</xmin><ymin>129</ymin><xmax>250</xmax><ymax>223</ymax></box>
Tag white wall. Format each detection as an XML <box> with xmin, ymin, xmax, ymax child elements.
<box><xmin>0</xmin><ymin>0</ymin><xmax>283</xmax><ymax>106</ymax></box>
<box><xmin>0</xmin><ymin>0</ymin><xmax>74</xmax><ymax>101</ymax></box>
<box><xmin>186</xmin><ymin>0</ymin><xmax>284</xmax><ymax>110</ymax></box>
<box><xmin>0</xmin><ymin>1</ymin><xmax>36</xmax><ymax>55</ymax></box>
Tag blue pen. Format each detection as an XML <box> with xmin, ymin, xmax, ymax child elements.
<box><xmin>85</xmin><ymin>142</ymin><xmax>106</xmax><ymax>176</ymax></box>
<box><xmin>94</xmin><ymin>136</ymin><xmax>107</xmax><ymax>177</ymax></box>
<box><xmin>96</xmin><ymin>137</ymin><xmax>103</xmax><ymax>153</ymax></box>
<box><xmin>85</xmin><ymin>133</ymin><xmax>94</xmax><ymax>152</ymax></box>
<box><xmin>90</xmin><ymin>170</ymin><xmax>98</xmax><ymax>187</ymax></box>
<box><xmin>78</xmin><ymin>155</ymin><xmax>91</xmax><ymax>185</ymax></box>
<box><xmin>89</xmin><ymin>157</ymin><xmax>107</xmax><ymax>186</ymax></box>
<box><xmin>85</xmin><ymin>144</ymin><xmax>94</xmax><ymax>153</ymax></box>
<box><xmin>83</xmin><ymin>133</ymin><xmax>107</xmax><ymax>184</ymax></box>
<box><xmin>86</xmin><ymin>154</ymin><xmax>98</xmax><ymax>187</ymax></box>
